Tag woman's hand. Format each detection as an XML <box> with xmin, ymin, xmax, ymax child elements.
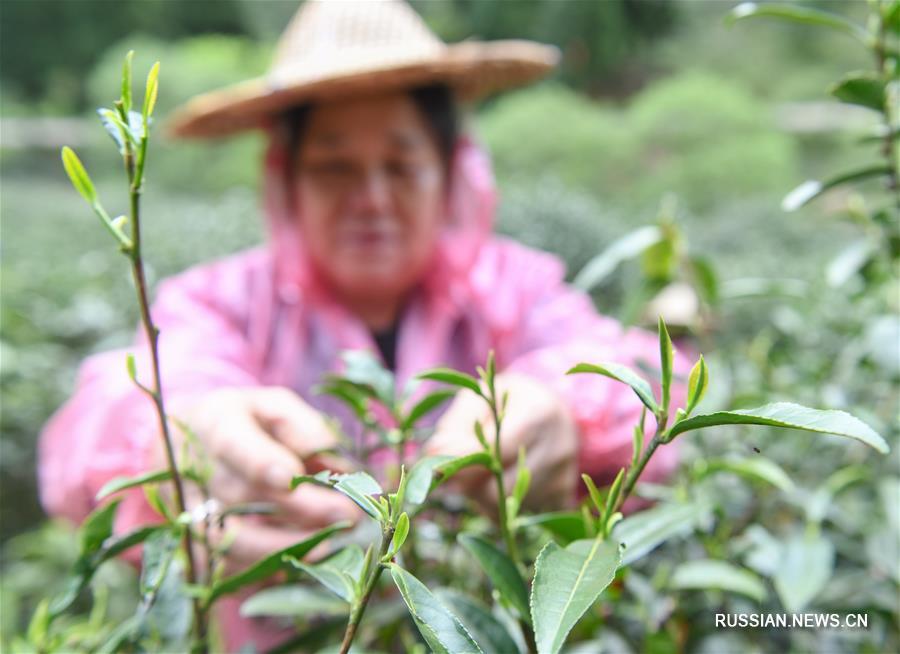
<box><xmin>157</xmin><ymin>387</ymin><xmax>361</xmax><ymax>571</ymax></box>
<box><xmin>424</xmin><ymin>372</ymin><xmax>578</xmax><ymax>512</ymax></box>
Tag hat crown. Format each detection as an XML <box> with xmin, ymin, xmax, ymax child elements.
<box><xmin>270</xmin><ymin>0</ymin><xmax>445</xmax><ymax>87</ymax></box>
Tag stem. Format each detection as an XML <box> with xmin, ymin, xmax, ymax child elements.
<box><xmin>339</xmin><ymin>528</ymin><xmax>393</xmax><ymax>654</ymax></box>
<box><xmin>612</xmin><ymin>412</ymin><xmax>668</xmax><ymax>516</ymax></box>
<box><xmin>124</xmin><ymin>138</ymin><xmax>208</xmax><ymax>653</ymax></box>
<box><xmin>487</xmin><ymin>385</ymin><xmax>535</xmax><ymax>654</ymax></box>
<box><xmin>489</xmin><ymin>399</ymin><xmax>521</xmax><ymax>568</ymax></box>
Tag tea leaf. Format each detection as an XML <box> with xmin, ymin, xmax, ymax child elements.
<box><xmin>61</xmin><ymin>147</ymin><xmax>97</xmax><ymax>205</ymax></box>
<box><xmin>121</xmin><ymin>50</ymin><xmax>134</xmax><ymax>112</ymax></box>
<box><xmin>602</xmin><ymin>469</ymin><xmax>625</xmax><ymax>529</ymax></box>
<box><xmin>96</xmin><ymin>469</ymin><xmax>172</xmax><ymax>500</ymax></box>
<box><xmin>406</xmin><ymin>455</ymin><xmax>455</xmax><ymax>505</ymax></box>
<box><xmin>531</xmin><ymin>538</ymin><xmax>621</xmax><ymax>654</ymax></box>
<box><xmin>391</xmin><ymin>512</ymin><xmax>410</xmax><ymax>556</ymax></box>
<box><xmin>80</xmin><ymin>499</ymin><xmax>121</xmax><ymax>556</ymax></box>
<box><xmin>701</xmin><ymin>457</ymin><xmax>795</xmax><ymax>493</ymax></box>
<box><xmin>434</xmin><ymin>589</ymin><xmax>520</xmax><ymax>654</ymax></box>
<box><xmin>573</xmin><ymin>225</ymin><xmax>662</xmax><ymax>291</ymax></box>
<box><xmin>402</xmin><ymin>389</ymin><xmax>455</xmax><ymax>431</ymax></box>
<box><xmin>459</xmin><ymin>533</ymin><xmax>530</xmax><ymax>623</ymax></box>
<box><xmin>418</xmin><ymin>368</ymin><xmax>483</xmax><ymax>396</ymax></box>
<box><xmin>567</xmin><ymin>362</ymin><xmax>658</xmax><ymax>414</ymax></box>
<box><xmin>207</xmin><ymin>523</ymin><xmax>348</xmax><ymax>604</ymax></box>
<box><xmin>143</xmin><ymin>61</ymin><xmax>160</xmax><ymax>120</ymax></box>
<box><xmin>727</xmin><ymin>2</ymin><xmax>868</xmax><ymax>42</ymax></box>
<box><xmin>658</xmin><ymin>317</ymin><xmax>673</xmax><ymax>411</ymax></box>
<box><xmin>140</xmin><ymin>529</ymin><xmax>179</xmax><ymax>595</ymax></box>
<box><xmin>337</xmin><ymin>350</ymin><xmax>395</xmax><ymax>406</ymax></box>
<box><xmin>334</xmin><ymin>472</ymin><xmax>385</xmax><ymax>520</ymax></box>
<box><xmin>286</xmin><ymin>545</ymin><xmax>364</xmax><ymax>603</ymax></box>
<box><xmin>670</xmin><ymin>560</ymin><xmax>766</xmax><ymax>603</ymax></box>
<box><xmin>613</xmin><ymin>501</ymin><xmax>710</xmax><ymax>566</ymax></box>
<box><xmin>240</xmin><ymin>585</ymin><xmax>348</xmax><ymax>618</ymax></box>
<box><xmin>773</xmin><ymin>532</ymin><xmax>834</xmax><ymax>612</ymax></box>
<box><xmin>516</xmin><ymin>511</ymin><xmax>587</xmax><ymax>545</ymax></box>
<box><xmin>685</xmin><ymin>355</ymin><xmax>708</xmax><ymax>415</ymax></box>
<box><xmin>782</xmin><ymin>165</ymin><xmax>893</xmax><ymax>211</ymax></box>
<box><xmin>667</xmin><ymin>402</ymin><xmax>889</xmax><ymax>453</ymax></box>
<box><xmin>389</xmin><ymin>564</ymin><xmax>483</xmax><ymax>654</ymax></box>
<box><xmin>830</xmin><ymin>72</ymin><xmax>885</xmax><ymax>111</ymax></box>
<box><xmin>406</xmin><ymin>452</ymin><xmax>493</xmax><ymax>506</ymax></box>
<box><xmin>581</xmin><ymin>474</ymin><xmax>604</xmax><ymax>515</ymax></box>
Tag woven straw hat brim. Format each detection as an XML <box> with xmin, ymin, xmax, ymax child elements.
<box><xmin>166</xmin><ymin>40</ymin><xmax>559</xmax><ymax>139</ymax></box>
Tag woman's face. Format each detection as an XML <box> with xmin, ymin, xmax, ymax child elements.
<box><xmin>293</xmin><ymin>91</ymin><xmax>446</xmax><ymax>306</ymax></box>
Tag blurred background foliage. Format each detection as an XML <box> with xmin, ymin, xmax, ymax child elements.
<box><xmin>2</xmin><ymin>0</ymin><xmax>897</xmax><ymax>651</ymax></box>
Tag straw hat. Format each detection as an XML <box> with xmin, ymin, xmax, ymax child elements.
<box><xmin>167</xmin><ymin>0</ymin><xmax>560</xmax><ymax>139</ymax></box>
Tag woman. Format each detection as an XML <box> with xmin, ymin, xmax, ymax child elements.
<box><xmin>39</xmin><ymin>1</ymin><xmax>681</xmax><ymax>650</ymax></box>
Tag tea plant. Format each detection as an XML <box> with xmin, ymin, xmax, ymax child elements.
<box><xmin>19</xmin><ymin>28</ymin><xmax>893</xmax><ymax>653</ymax></box>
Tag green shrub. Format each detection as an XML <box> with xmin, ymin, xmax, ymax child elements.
<box><xmin>477</xmin><ymin>72</ymin><xmax>799</xmax><ymax>213</ymax></box>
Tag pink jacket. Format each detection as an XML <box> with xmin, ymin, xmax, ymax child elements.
<box><xmin>39</xmin><ymin>134</ymin><xmax>681</xmax><ymax>651</ymax></box>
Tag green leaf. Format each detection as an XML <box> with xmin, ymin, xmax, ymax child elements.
<box><xmin>666</xmin><ymin>402</ymin><xmax>889</xmax><ymax>453</ymax></box>
<box><xmin>512</xmin><ymin>449</ymin><xmax>531</xmax><ymax>508</ymax></box>
<box><xmin>573</xmin><ymin>225</ymin><xmax>663</xmax><ymax>291</ymax></box>
<box><xmin>241</xmin><ymin>584</ymin><xmax>349</xmax><ymax>618</ymax></box>
<box><xmin>96</xmin><ymin>469</ymin><xmax>172</xmax><ymax>500</ymax></box>
<box><xmin>102</xmin><ymin>524</ymin><xmax>169</xmax><ymax>561</ymax></box>
<box><xmin>613</xmin><ymin>501</ymin><xmax>709</xmax><ymax>566</ymax></box>
<box><xmin>458</xmin><ymin>534</ymin><xmax>530</xmax><ymax>623</ymax></box>
<box><xmin>287</xmin><ymin>545</ymin><xmax>364</xmax><ymax>602</ymax></box>
<box><xmin>689</xmin><ymin>255</ymin><xmax>719</xmax><ymax>306</ymax></box>
<box><xmin>805</xmin><ymin>465</ymin><xmax>869</xmax><ymax>524</ymax></box>
<box><xmin>567</xmin><ymin>362</ymin><xmax>658</xmax><ymax>414</ymax></box>
<box><xmin>340</xmin><ymin>350</ymin><xmax>395</xmax><ymax>406</ymax></box>
<box><xmin>389</xmin><ymin>564</ymin><xmax>483</xmax><ymax>654</ymax></box>
<box><xmin>143</xmin><ymin>61</ymin><xmax>160</xmax><ymax>120</ymax></box>
<box><xmin>658</xmin><ymin>317</ymin><xmax>673</xmax><ymax>411</ymax></box>
<box><xmin>434</xmin><ymin>589</ymin><xmax>520</xmax><ymax>654</ymax></box>
<box><xmin>80</xmin><ymin>499</ymin><xmax>121</xmax><ymax>556</ymax></box>
<box><xmin>207</xmin><ymin>523</ymin><xmax>347</xmax><ymax>604</ymax></box>
<box><xmin>581</xmin><ymin>474</ymin><xmax>604</xmax><ymax>516</ymax></box>
<box><xmin>602</xmin><ymin>469</ymin><xmax>625</xmax><ymax>531</ymax></box>
<box><xmin>700</xmin><ymin>457</ymin><xmax>795</xmax><ymax>493</ymax></box>
<box><xmin>61</xmin><ymin>146</ymin><xmax>97</xmax><ymax>204</ymax></box>
<box><xmin>121</xmin><ymin>50</ymin><xmax>134</xmax><ymax>112</ymax></box>
<box><xmin>334</xmin><ymin>472</ymin><xmax>385</xmax><ymax>520</ymax></box>
<box><xmin>886</xmin><ymin>0</ymin><xmax>900</xmax><ymax>33</ymax></box>
<box><xmin>315</xmin><ymin>380</ymin><xmax>371</xmax><ymax>423</ymax></box>
<box><xmin>782</xmin><ymin>165</ymin><xmax>893</xmax><ymax>211</ymax></box>
<box><xmin>391</xmin><ymin>512</ymin><xmax>410</xmax><ymax>556</ymax></box>
<box><xmin>406</xmin><ymin>452</ymin><xmax>494</xmax><ymax>506</ymax></box>
<box><xmin>516</xmin><ymin>511</ymin><xmax>587</xmax><ymax>545</ymax></box>
<box><xmin>669</xmin><ymin>560</ymin><xmax>766</xmax><ymax>603</ymax></box>
<box><xmin>402</xmin><ymin>389</ymin><xmax>456</xmax><ymax>431</ymax></box>
<box><xmin>140</xmin><ymin>529</ymin><xmax>179</xmax><ymax>595</ymax></box>
<box><xmin>830</xmin><ymin>72</ymin><xmax>885</xmax><ymax>111</ymax></box>
<box><xmin>726</xmin><ymin>2</ymin><xmax>868</xmax><ymax>42</ymax></box>
<box><xmin>418</xmin><ymin>368</ymin><xmax>483</xmax><ymax>396</ymax></box>
<box><xmin>531</xmin><ymin>538</ymin><xmax>622</xmax><ymax>654</ymax></box>
<box><xmin>685</xmin><ymin>355</ymin><xmax>708</xmax><ymax>415</ymax></box>
<box><xmin>26</xmin><ymin>599</ymin><xmax>50</xmax><ymax>646</ymax></box>
<box><xmin>97</xmin><ymin>108</ymin><xmax>128</xmax><ymax>153</ymax></box>
<box><xmin>773</xmin><ymin>533</ymin><xmax>834</xmax><ymax>612</ymax></box>
<box><xmin>406</xmin><ymin>455</ymin><xmax>455</xmax><ymax>505</ymax></box>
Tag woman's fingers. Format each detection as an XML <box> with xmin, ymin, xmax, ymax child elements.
<box><xmin>249</xmin><ymin>387</ymin><xmax>341</xmax><ymax>457</ymax></box>
<box><xmin>210</xmin><ymin>407</ymin><xmax>304</xmax><ymax>492</ymax></box>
